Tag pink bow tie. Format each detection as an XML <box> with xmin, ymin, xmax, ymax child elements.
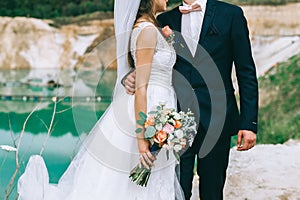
<box><xmin>179</xmin><ymin>2</ymin><xmax>202</xmax><ymax>14</ymax></box>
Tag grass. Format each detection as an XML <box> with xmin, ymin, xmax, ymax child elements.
<box><xmin>51</xmin><ymin>11</ymin><xmax>113</xmax><ymax>27</ymax></box>
<box><xmin>257</xmin><ymin>54</ymin><xmax>300</xmax><ymax>144</ymax></box>
<box><xmin>232</xmin><ymin>54</ymin><xmax>300</xmax><ymax>146</ymax></box>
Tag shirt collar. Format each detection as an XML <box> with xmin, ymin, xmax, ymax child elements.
<box><xmin>182</xmin><ymin>0</ymin><xmax>207</xmax><ymax>10</ymax></box>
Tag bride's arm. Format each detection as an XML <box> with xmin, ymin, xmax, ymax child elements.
<box><xmin>134</xmin><ymin>26</ymin><xmax>157</xmax><ymax>169</ymax></box>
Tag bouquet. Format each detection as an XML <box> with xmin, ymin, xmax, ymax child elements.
<box><xmin>129</xmin><ymin>103</ymin><xmax>197</xmax><ymax>187</ymax></box>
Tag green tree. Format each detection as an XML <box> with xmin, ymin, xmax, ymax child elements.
<box><xmin>63</xmin><ymin>2</ymin><xmax>80</xmax><ymax>17</ymax></box>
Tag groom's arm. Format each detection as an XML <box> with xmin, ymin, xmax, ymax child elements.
<box><xmin>231</xmin><ymin>7</ymin><xmax>258</xmax><ymax>150</ymax></box>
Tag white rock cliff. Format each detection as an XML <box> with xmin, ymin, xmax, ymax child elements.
<box><xmin>0</xmin><ymin>17</ymin><xmax>115</xmax><ymax>69</ymax></box>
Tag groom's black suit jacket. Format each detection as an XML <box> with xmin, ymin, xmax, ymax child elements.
<box><xmin>157</xmin><ymin>0</ymin><xmax>258</xmax><ymax>150</ymax></box>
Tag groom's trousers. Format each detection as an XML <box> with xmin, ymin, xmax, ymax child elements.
<box><xmin>179</xmin><ymin>134</ymin><xmax>231</xmax><ymax>200</ymax></box>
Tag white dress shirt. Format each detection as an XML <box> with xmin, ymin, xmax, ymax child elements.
<box><xmin>181</xmin><ymin>0</ymin><xmax>207</xmax><ymax>56</ymax></box>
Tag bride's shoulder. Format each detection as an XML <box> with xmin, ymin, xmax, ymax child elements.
<box><xmin>133</xmin><ymin>21</ymin><xmax>157</xmax><ymax>31</ymax></box>
<box><xmin>132</xmin><ymin>21</ymin><xmax>158</xmax><ymax>40</ymax></box>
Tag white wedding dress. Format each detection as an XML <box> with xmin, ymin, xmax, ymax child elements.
<box><xmin>18</xmin><ymin>22</ymin><xmax>184</xmax><ymax>200</ymax></box>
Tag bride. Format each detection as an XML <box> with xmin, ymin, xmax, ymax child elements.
<box><xmin>17</xmin><ymin>0</ymin><xmax>184</xmax><ymax>199</ymax></box>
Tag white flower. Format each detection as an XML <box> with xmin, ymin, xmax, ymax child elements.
<box><xmin>174</xmin><ymin>130</ymin><xmax>184</xmax><ymax>139</ymax></box>
<box><xmin>191</xmin><ymin>124</ymin><xmax>197</xmax><ymax>132</ymax></box>
<box><xmin>160</xmin><ymin>116</ymin><xmax>167</xmax><ymax>124</ymax></box>
<box><xmin>161</xmin><ymin>110</ymin><xmax>168</xmax><ymax>116</ymax></box>
<box><xmin>172</xmin><ymin>112</ymin><xmax>181</xmax><ymax>120</ymax></box>
<box><xmin>0</xmin><ymin>145</ymin><xmax>17</xmax><ymax>152</ymax></box>
<box><xmin>155</xmin><ymin>123</ymin><xmax>163</xmax><ymax>131</ymax></box>
<box><xmin>168</xmin><ymin>133</ymin><xmax>175</xmax><ymax>140</ymax></box>
<box><xmin>174</xmin><ymin>144</ymin><xmax>182</xmax><ymax>152</ymax></box>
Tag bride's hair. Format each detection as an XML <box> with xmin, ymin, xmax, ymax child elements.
<box><xmin>128</xmin><ymin>0</ymin><xmax>159</xmax><ymax>68</ymax></box>
<box><xmin>135</xmin><ymin>0</ymin><xmax>159</xmax><ymax>27</ymax></box>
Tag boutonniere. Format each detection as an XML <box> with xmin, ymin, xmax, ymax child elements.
<box><xmin>162</xmin><ymin>25</ymin><xmax>175</xmax><ymax>45</ymax></box>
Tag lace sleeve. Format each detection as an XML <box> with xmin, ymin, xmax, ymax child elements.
<box><xmin>134</xmin><ymin>24</ymin><xmax>158</xmax><ymax>89</ymax></box>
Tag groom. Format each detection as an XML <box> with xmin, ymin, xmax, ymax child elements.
<box><xmin>124</xmin><ymin>0</ymin><xmax>258</xmax><ymax>199</ymax></box>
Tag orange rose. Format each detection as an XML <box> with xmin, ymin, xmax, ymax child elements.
<box><xmin>144</xmin><ymin>117</ymin><xmax>155</xmax><ymax>128</ymax></box>
<box><xmin>174</xmin><ymin>120</ymin><xmax>182</xmax><ymax>129</ymax></box>
<box><xmin>154</xmin><ymin>130</ymin><xmax>168</xmax><ymax>146</ymax></box>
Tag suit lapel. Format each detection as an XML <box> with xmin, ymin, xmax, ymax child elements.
<box><xmin>199</xmin><ymin>0</ymin><xmax>217</xmax><ymax>44</ymax></box>
<box><xmin>172</xmin><ymin>7</ymin><xmax>182</xmax><ymax>33</ymax></box>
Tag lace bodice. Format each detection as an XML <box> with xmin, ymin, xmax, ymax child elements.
<box><xmin>130</xmin><ymin>22</ymin><xmax>176</xmax><ymax>87</ymax></box>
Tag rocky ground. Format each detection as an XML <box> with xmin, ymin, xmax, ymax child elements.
<box><xmin>190</xmin><ymin>140</ymin><xmax>300</xmax><ymax>200</ymax></box>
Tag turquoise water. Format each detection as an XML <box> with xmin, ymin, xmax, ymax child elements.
<box><xmin>0</xmin><ymin>69</ymin><xmax>116</xmax><ymax>199</ymax></box>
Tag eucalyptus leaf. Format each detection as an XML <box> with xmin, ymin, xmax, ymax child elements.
<box><xmin>135</xmin><ymin>128</ymin><xmax>143</xmax><ymax>134</ymax></box>
<box><xmin>148</xmin><ymin>111</ymin><xmax>157</xmax><ymax>115</ymax></box>
<box><xmin>138</xmin><ymin>112</ymin><xmax>147</xmax><ymax>121</ymax></box>
<box><xmin>144</xmin><ymin>126</ymin><xmax>156</xmax><ymax>139</ymax></box>
<box><xmin>137</xmin><ymin>119</ymin><xmax>145</xmax><ymax>126</ymax></box>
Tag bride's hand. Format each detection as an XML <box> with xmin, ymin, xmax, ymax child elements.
<box><xmin>138</xmin><ymin>139</ymin><xmax>156</xmax><ymax>169</ymax></box>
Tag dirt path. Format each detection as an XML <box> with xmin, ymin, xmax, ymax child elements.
<box><xmin>190</xmin><ymin>140</ymin><xmax>300</xmax><ymax>200</ymax></box>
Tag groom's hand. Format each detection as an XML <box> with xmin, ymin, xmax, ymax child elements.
<box><xmin>124</xmin><ymin>71</ymin><xmax>136</xmax><ymax>95</ymax></box>
<box><xmin>237</xmin><ymin>130</ymin><xmax>256</xmax><ymax>151</ymax></box>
